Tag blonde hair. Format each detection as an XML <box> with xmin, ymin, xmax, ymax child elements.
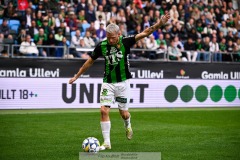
<box><xmin>106</xmin><ymin>23</ymin><xmax>120</xmax><ymax>34</ymax></box>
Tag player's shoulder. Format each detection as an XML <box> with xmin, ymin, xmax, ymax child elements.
<box><xmin>96</xmin><ymin>38</ymin><xmax>108</xmax><ymax>47</ymax></box>
<box><xmin>95</xmin><ymin>39</ymin><xmax>105</xmax><ymax>48</ymax></box>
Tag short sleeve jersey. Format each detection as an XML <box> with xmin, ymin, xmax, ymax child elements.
<box><xmin>90</xmin><ymin>35</ymin><xmax>136</xmax><ymax>83</ymax></box>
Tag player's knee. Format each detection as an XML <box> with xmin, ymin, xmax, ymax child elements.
<box><xmin>100</xmin><ymin>106</ymin><xmax>110</xmax><ymax>116</ymax></box>
<box><xmin>121</xmin><ymin>111</ymin><xmax>130</xmax><ymax>120</ymax></box>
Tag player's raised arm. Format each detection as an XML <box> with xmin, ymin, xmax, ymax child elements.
<box><xmin>135</xmin><ymin>11</ymin><xmax>170</xmax><ymax>42</ymax></box>
<box><xmin>69</xmin><ymin>57</ymin><xmax>95</xmax><ymax>84</ymax></box>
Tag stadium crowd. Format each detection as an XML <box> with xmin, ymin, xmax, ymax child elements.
<box><xmin>0</xmin><ymin>0</ymin><xmax>239</xmax><ymax>62</ymax></box>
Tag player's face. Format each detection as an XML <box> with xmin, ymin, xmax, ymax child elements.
<box><xmin>107</xmin><ymin>32</ymin><xmax>120</xmax><ymax>46</ymax></box>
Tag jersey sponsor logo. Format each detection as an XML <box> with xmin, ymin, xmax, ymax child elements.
<box><xmin>105</xmin><ymin>47</ymin><xmax>123</xmax><ymax>65</ymax></box>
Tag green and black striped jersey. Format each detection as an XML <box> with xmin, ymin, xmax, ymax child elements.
<box><xmin>90</xmin><ymin>35</ymin><xmax>136</xmax><ymax>83</ymax></box>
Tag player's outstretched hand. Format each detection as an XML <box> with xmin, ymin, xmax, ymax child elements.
<box><xmin>69</xmin><ymin>77</ymin><xmax>77</xmax><ymax>84</ymax></box>
<box><xmin>161</xmin><ymin>11</ymin><xmax>170</xmax><ymax>25</ymax></box>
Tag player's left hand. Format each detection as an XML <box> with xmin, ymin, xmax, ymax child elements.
<box><xmin>69</xmin><ymin>77</ymin><xmax>77</xmax><ymax>84</ymax></box>
<box><xmin>160</xmin><ymin>11</ymin><xmax>170</xmax><ymax>25</ymax></box>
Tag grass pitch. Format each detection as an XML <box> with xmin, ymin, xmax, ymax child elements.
<box><xmin>0</xmin><ymin>108</ymin><xmax>240</xmax><ymax>160</ymax></box>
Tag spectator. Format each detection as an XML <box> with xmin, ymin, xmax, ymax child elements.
<box><xmin>159</xmin><ymin>2</ymin><xmax>168</xmax><ymax>15</ymax></box>
<box><xmin>223</xmin><ymin>9</ymin><xmax>232</xmax><ymax>21</ymax></box>
<box><xmin>168</xmin><ymin>39</ymin><xmax>183</xmax><ymax>61</ymax></box>
<box><xmin>119</xmin><ymin>23</ymin><xmax>127</xmax><ymax>37</ymax></box>
<box><xmin>91</xmin><ymin>0</ymin><xmax>98</xmax><ymax>13</ymax></box>
<box><xmin>55</xmin><ymin>14</ymin><xmax>65</xmax><ymax>28</ymax></box>
<box><xmin>156</xmin><ymin>42</ymin><xmax>168</xmax><ymax>59</ymax></box>
<box><xmin>131</xmin><ymin>8</ymin><xmax>143</xmax><ymax>27</ymax></box>
<box><xmin>101</xmin><ymin>0</ymin><xmax>111</xmax><ymax>12</ymax></box>
<box><xmin>203</xmin><ymin>23</ymin><xmax>213</xmax><ymax>37</ymax></box>
<box><xmin>96</xmin><ymin>23</ymin><xmax>106</xmax><ymax>41</ymax></box>
<box><xmin>34</xmin><ymin>28</ymin><xmax>48</xmax><ymax>56</ymax></box>
<box><xmin>116</xmin><ymin>9</ymin><xmax>126</xmax><ymax>25</ymax></box>
<box><xmin>185</xmin><ymin>37</ymin><xmax>198</xmax><ymax>62</ymax></box>
<box><xmin>0</xmin><ymin>33</ymin><xmax>13</xmax><ymax>56</ymax></box>
<box><xmin>146</xmin><ymin>35</ymin><xmax>159</xmax><ymax>59</ymax></box>
<box><xmin>186</xmin><ymin>18</ymin><xmax>195</xmax><ymax>33</ymax></box>
<box><xmin>226</xmin><ymin>31</ymin><xmax>235</xmax><ymax>42</ymax></box>
<box><xmin>191</xmin><ymin>6</ymin><xmax>200</xmax><ymax>21</ymax></box>
<box><xmin>148</xmin><ymin>9</ymin><xmax>155</xmax><ymax>25</ymax></box>
<box><xmin>35</xmin><ymin>2</ymin><xmax>47</xmax><ymax>17</ymax></box>
<box><xmin>0</xmin><ymin>19</ymin><xmax>10</xmax><ymax>38</ymax></box>
<box><xmin>17</xmin><ymin>29</ymin><xmax>27</xmax><ymax>44</ymax></box>
<box><xmin>154</xmin><ymin>11</ymin><xmax>161</xmax><ymax>24</ymax></box>
<box><xmin>28</xmin><ymin>20</ymin><xmax>39</xmax><ymax>38</ymax></box>
<box><xmin>226</xmin><ymin>15</ymin><xmax>235</xmax><ymax>28</ymax></box>
<box><xmin>134</xmin><ymin>25</ymin><xmax>142</xmax><ymax>35</ymax></box>
<box><xmin>47</xmin><ymin>33</ymin><xmax>55</xmax><ymax>57</ymax></box>
<box><xmin>95</xmin><ymin>15</ymin><xmax>106</xmax><ymax>30</ymax></box>
<box><xmin>233</xmin><ymin>38</ymin><xmax>240</xmax><ymax>62</ymax></box>
<box><xmin>165</xmin><ymin>33</ymin><xmax>171</xmax><ymax>46</ymax></box>
<box><xmin>55</xmin><ymin>37</ymin><xmax>69</xmax><ymax>57</ymax></box>
<box><xmin>169</xmin><ymin>5</ymin><xmax>179</xmax><ymax>20</ymax></box>
<box><xmin>188</xmin><ymin>28</ymin><xmax>198</xmax><ymax>41</ymax></box>
<box><xmin>54</xmin><ymin>28</ymin><xmax>64</xmax><ymax>45</ymax></box>
<box><xmin>59</xmin><ymin>6</ymin><xmax>66</xmax><ymax>18</ymax></box>
<box><xmin>174</xmin><ymin>36</ymin><xmax>184</xmax><ymax>52</ymax></box>
<box><xmin>170</xmin><ymin>26</ymin><xmax>179</xmax><ymax>38</ymax></box>
<box><xmin>92</xmin><ymin>33</ymin><xmax>99</xmax><ymax>46</ymax></box>
<box><xmin>19</xmin><ymin>35</ymin><xmax>39</xmax><ymax>56</ymax></box>
<box><xmin>28</xmin><ymin>1</ymin><xmax>36</xmax><ymax>16</ymax></box>
<box><xmin>86</xmin><ymin>22</ymin><xmax>96</xmax><ymax>36</ymax></box>
<box><xmin>195</xmin><ymin>37</ymin><xmax>204</xmax><ymax>61</ymax></box>
<box><xmin>219</xmin><ymin>38</ymin><xmax>227</xmax><ymax>54</ymax></box>
<box><xmin>70</xmin><ymin>30</ymin><xmax>83</xmax><ymax>57</ymax></box>
<box><xmin>76</xmin><ymin>0</ymin><xmax>88</xmax><ymax>13</ymax></box>
<box><xmin>211</xmin><ymin>20</ymin><xmax>220</xmax><ymax>35</ymax></box>
<box><xmin>42</xmin><ymin>19</ymin><xmax>52</xmax><ymax>35</ymax></box>
<box><xmin>42</xmin><ymin>0</ymin><xmax>51</xmax><ymax>11</ymax></box>
<box><xmin>85</xmin><ymin>5</ymin><xmax>96</xmax><ymax>24</ymax></box>
<box><xmin>214</xmin><ymin>7</ymin><xmax>223</xmax><ymax>23</ymax></box>
<box><xmin>44</xmin><ymin>10</ymin><xmax>56</xmax><ymax>31</ymax></box>
<box><xmin>116</xmin><ymin>0</ymin><xmax>124</xmax><ymax>12</ymax></box>
<box><xmin>162</xmin><ymin>24</ymin><xmax>171</xmax><ymax>35</ymax></box>
<box><xmin>224</xmin><ymin>40</ymin><xmax>235</xmax><ymax>61</ymax></box>
<box><xmin>177</xmin><ymin>4</ymin><xmax>185</xmax><ymax>22</ymax></box>
<box><xmin>219</xmin><ymin>21</ymin><xmax>228</xmax><ymax>37</ymax></box>
<box><xmin>77</xmin><ymin>10</ymin><xmax>87</xmax><ymax>24</ymax></box>
<box><xmin>132</xmin><ymin>40</ymin><xmax>146</xmax><ymax>59</ymax></box>
<box><xmin>218</xmin><ymin>31</ymin><xmax>225</xmax><ymax>43</ymax></box>
<box><xmin>141</xmin><ymin>15</ymin><xmax>151</xmax><ymax>30</ymax></box>
<box><xmin>106</xmin><ymin>6</ymin><xmax>117</xmax><ymax>22</ymax></box>
<box><xmin>125</xmin><ymin>8</ymin><xmax>137</xmax><ymax>35</ymax></box>
<box><xmin>95</xmin><ymin>5</ymin><xmax>106</xmax><ymax>21</ymax></box>
<box><xmin>209</xmin><ymin>36</ymin><xmax>221</xmax><ymax>61</ymax></box>
<box><xmin>23</xmin><ymin>7</ymin><xmax>34</xmax><ymax>27</ymax></box>
<box><xmin>3</xmin><ymin>1</ymin><xmax>18</xmax><ymax>19</ymax></box>
<box><xmin>79</xmin><ymin>37</ymin><xmax>90</xmax><ymax>59</ymax></box>
<box><xmin>36</xmin><ymin>11</ymin><xmax>43</xmax><ymax>28</ymax></box>
<box><xmin>83</xmin><ymin>31</ymin><xmax>95</xmax><ymax>48</ymax></box>
<box><xmin>201</xmin><ymin>36</ymin><xmax>211</xmax><ymax>61</ymax></box>
<box><xmin>55</xmin><ymin>20</ymin><xmax>67</xmax><ymax>37</ymax></box>
<box><xmin>65</xmin><ymin>11</ymin><xmax>78</xmax><ymax>32</ymax></box>
<box><xmin>196</xmin><ymin>21</ymin><xmax>204</xmax><ymax>35</ymax></box>
<box><xmin>156</xmin><ymin>33</ymin><xmax>167</xmax><ymax>47</ymax></box>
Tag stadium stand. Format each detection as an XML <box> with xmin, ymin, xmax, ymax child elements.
<box><xmin>0</xmin><ymin>0</ymin><xmax>239</xmax><ymax>62</ymax></box>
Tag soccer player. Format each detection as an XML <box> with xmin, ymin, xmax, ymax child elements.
<box><xmin>69</xmin><ymin>12</ymin><xmax>170</xmax><ymax>150</ymax></box>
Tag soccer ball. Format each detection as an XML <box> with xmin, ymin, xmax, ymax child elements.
<box><xmin>82</xmin><ymin>137</ymin><xmax>100</xmax><ymax>153</ymax></box>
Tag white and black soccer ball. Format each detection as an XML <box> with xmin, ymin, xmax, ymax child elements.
<box><xmin>82</xmin><ymin>137</ymin><xmax>100</xmax><ymax>153</ymax></box>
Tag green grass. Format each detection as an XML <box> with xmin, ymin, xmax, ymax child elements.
<box><xmin>0</xmin><ymin>108</ymin><xmax>240</xmax><ymax>160</ymax></box>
